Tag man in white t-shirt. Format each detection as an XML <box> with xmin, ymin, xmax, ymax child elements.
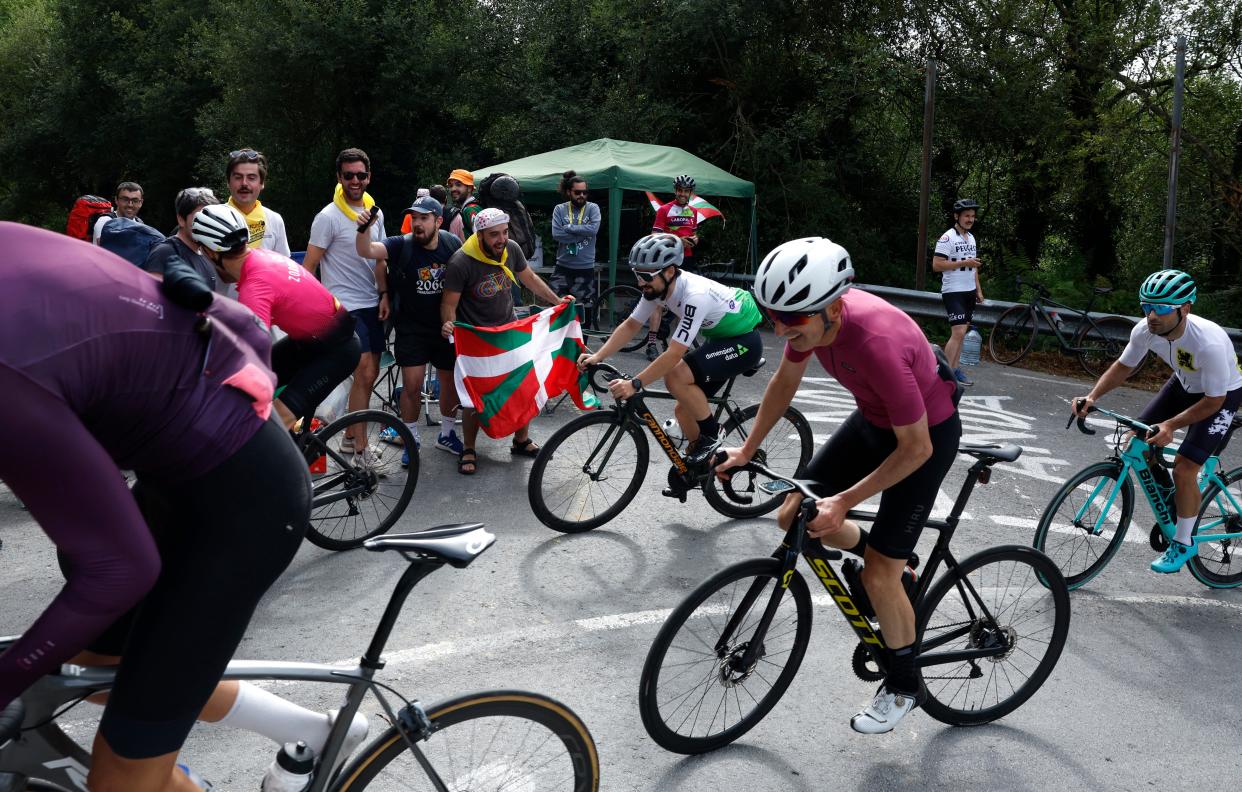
<box><xmin>304</xmin><ymin>148</ymin><xmax>387</xmax><ymax>453</ymax></box>
<box><xmin>1073</xmin><ymin>269</ymin><xmax>1242</xmax><ymax>573</ymax></box>
<box><xmin>932</xmin><ymin>198</ymin><xmax>984</xmax><ymax>385</ymax></box>
<box><xmin>92</xmin><ymin>181</ymin><xmax>144</xmax><ymax>243</ymax></box>
<box><xmin>225</xmin><ymin>148</ymin><xmax>290</xmax><ymax>255</ymax></box>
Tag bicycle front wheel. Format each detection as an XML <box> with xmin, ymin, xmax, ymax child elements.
<box><xmin>528</xmin><ymin>410</ymin><xmax>649</xmax><ymax>532</ymax></box>
<box><xmin>917</xmin><ymin>545</ymin><xmax>1070</xmax><ymax>726</ymax></box>
<box><xmin>988</xmin><ymin>305</ymin><xmax>1037</xmax><ymax>365</ymax></box>
<box><xmin>1033</xmin><ymin>461</ymin><xmax>1134</xmax><ymax>589</ymax></box>
<box><xmin>589</xmin><ymin>285</ymin><xmax>644</xmax><ymax>352</ymax></box>
<box><xmin>1077</xmin><ymin>316</ymin><xmax>1143</xmax><ymax>378</ymax></box>
<box><xmin>702</xmin><ymin>404</ymin><xmax>814</xmax><ymax>518</ymax></box>
<box><xmin>306</xmin><ymin>410</ymin><xmax>419</xmax><ymax>551</ymax></box>
<box><xmin>638</xmin><ymin>558</ymin><xmax>813</xmax><ymax>754</ymax></box>
<box><xmin>335</xmin><ymin>690</ymin><xmax>599</xmax><ymax>792</ymax></box>
<box><xmin>1189</xmin><ymin>467</ymin><xmax>1242</xmax><ymax>588</ymax></box>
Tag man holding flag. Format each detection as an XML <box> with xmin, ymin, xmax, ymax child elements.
<box><xmin>441</xmin><ymin>208</ymin><xmax>574</xmax><ymax>475</ymax></box>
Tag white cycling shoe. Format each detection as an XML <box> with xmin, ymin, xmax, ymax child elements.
<box><xmin>850</xmin><ymin>684</ymin><xmax>921</xmax><ymax>735</ymax></box>
<box><xmin>325</xmin><ymin>708</ymin><xmax>371</xmax><ymax>769</ymax></box>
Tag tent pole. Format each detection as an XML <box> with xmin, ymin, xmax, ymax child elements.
<box><xmin>748</xmin><ymin>196</ymin><xmax>758</xmax><ymax>272</ymax></box>
<box><xmin>608</xmin><ymin>186</ymin><xmax>621</xmax><ymax>289</ymax></box>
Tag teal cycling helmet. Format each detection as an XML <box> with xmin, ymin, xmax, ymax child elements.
<box><xmin>1139</xmin><ymin>269</ymin><xmax>1197</xmax><ymax>306</ymax></box>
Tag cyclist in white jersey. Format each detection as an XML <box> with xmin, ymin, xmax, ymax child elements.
<box><xmin>1072</xmin><ymin>269</ymin><xmax>1242</xmax><ymax>572</ymax></box>
<box><xmin>933</xmin><ymin>198</ymin><xmax>984</xmax><ymax>385</ymax></box>
<box><xmin>579</xmin><ymin>234</ymin><xmax>763</xmax><ymax>463</ymax></box>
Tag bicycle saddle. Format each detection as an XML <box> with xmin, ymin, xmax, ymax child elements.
<box><xmin>742</xmin><ymin>357</ymin><xmax>767</xmax><ymax>377</ymax></box>
<box><xmin>0</xmin><ymin>699</ymin><xmax>23</xmax><ymax>747</ymax></box>
<box><xmin>1092</xmin><ymin>286</ymin><xmax>1113</xmax><ymax>295</ymax></box>
<box><xmin>958</xmin><ymin>442</ymin><xmax>1023</xmax><ymax>463</ymax></box>
<box><xmin>365</xmin><ymin>523</ymin><xmax>496</xmax><ymax>568</ymax></box>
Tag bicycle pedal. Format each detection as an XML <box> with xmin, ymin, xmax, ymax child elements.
<box><xmin>661</xmin><ymin>487</ymin><xmax>688</xmax><ymax>503</ymax></box>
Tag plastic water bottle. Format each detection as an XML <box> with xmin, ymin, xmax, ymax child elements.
<box><xmin>960</xmin><ymin>325</ymin><xmax>982</xmax><ymax>366</ymax></box>
<box><xmin>1049</xmin><ymin>310</ymin><xmax>1065</xmax><ymax>329</ymax></box>
<box><xmin>661</xmin><ymin>418</ymin><xmax>686</xmax><ymax>450</ymax></box>
<box><xmin>261</xmin><ymin>741</ymin><xmax>315</xmax><ymax>792</ymax></box>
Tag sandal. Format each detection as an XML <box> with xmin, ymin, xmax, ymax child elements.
<box><xmin>510</xmin><ymin>437</ymin><xmax>541</xmax><ymax>458</ymax></box>
<box><xmin>458</xmin><ymin>448</ymin><xmax>477</xmax><ymax>475</ymax></box>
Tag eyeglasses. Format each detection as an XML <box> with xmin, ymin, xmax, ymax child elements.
<box><xmin>762</xmin><ymin>305</ymin><xmax>823</xmax><ymax>327</ymax></box>
<box><xmin>340</xmin><ymin>171</ymin><xmax>369</xmax><ymax>181</ymax></box>
<box><xmin>229</xmin><ymin>148</ymin><xmax>262</xmax><ymax>161</ymax></box>
<box><xmin>117</xmin><ymin>196</ymin><xmax>143</xmax><ymax>205</ymax></box>
<box><xmin>572</xmin><ymin>189</ymin><xmax>588</xmax><ymax>195</ymax></box>
<box><xmin>1141</xmin><ymin>302</ymin><xmax>1179</xmax><ymax>316</ymax></box>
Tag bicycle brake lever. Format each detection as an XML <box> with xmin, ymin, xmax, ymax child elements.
<box><xmin>1067</xmin><ymin>399</ymin><xmax>1096</xmax><ymax>435</ymax></box>
<box><xmin>713</xmin><ymin>452</ymin><xmax>755</xmax><ymax>505</ymax></box>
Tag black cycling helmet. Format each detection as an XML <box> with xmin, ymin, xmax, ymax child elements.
<box><xmin>673</xmin><ymin>174</ymin><xmax>696</xmax><ymax>190</ymax></box>
<box><xmin>953</xmin><ymin>198</ymin><xmax>979</xmax><ymax>214</ymax></box>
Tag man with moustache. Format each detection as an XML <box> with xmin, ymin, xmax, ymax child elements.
<box><xmin>225</xmin><ymin>148</ymin><xmax>290</xmax><ymax>255</ymax></box>
<box><xmin>356</xmin><ymin>195</ymin><xmax>465</xmax><ymax>465</ymax></box>
<box><xmin>550</xmin><ymin>170</ymin><xmax>601</xmax><ymax>310</ymax></box>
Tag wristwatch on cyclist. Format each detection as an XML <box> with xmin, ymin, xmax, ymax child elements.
<box><xmin>631</xmin><ymin>377</ymin><xmax>643</xmax><ymax>392</ymax></box>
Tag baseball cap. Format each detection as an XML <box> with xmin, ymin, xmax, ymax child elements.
<box><xmin>403</xmin><ymin>195</ymin><xmax>443</xmax><ymax>216</ymax></box>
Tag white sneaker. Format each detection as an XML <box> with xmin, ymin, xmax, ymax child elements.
<box><xmin>352</xmin><ymin>446</ymin><xmax>387</xmax><ymax>476</ymax></box>
<box><xmin>338</xmin><ymin>435</ymin><xmax>355</xmax><ymax>454</ymax></box>
<box><xmin>850</xmin><ymin>684</ymin><xmax>920</xmax><ymax>734</ymax></box>
<box><xmin>325</xmin><ymin>708</ymin><xmax>370</xmax><ymax>771</ymax></box>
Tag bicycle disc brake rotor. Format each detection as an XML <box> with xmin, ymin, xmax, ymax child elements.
<box><xmin>851</xmin><ymin>642</ymin><xmax>884</xmax><ymax>682</ymax></box>
<box><xmin>969</xmin><ymin>621</ymin><xmax>1017</xmax><ymax>663</ymax></box>
<box><xmin>1150</xmin><ymin>525</ymin><xmax>1169</xmax><ymax>552</ymax></box>
<box><xmin>718</xmin><ymin>641</ymin><xmax>763</xmax><ymax>686</ymax></box>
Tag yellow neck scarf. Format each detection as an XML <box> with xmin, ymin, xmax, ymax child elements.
<box><xmin>228</xmin><ymin>197</ymin><xmax>266</xmax><ymax>248</ymax></box>
<box><xmin>462</xmin><ymin>232</ymin><xmax>515</xmax><ymax>283</ymax></box>
<box><xmin>333</xmin><ymin>184</ymin><xmax>375</xmax><ymax>222</ymax></box>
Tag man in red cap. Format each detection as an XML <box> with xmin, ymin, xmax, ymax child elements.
<box><xmin>446</xmin><ymin>168</ymin><xmax>481</xmax><ymax>241</ymax></box>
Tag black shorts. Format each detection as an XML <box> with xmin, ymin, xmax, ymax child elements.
<box><xmin>1139</xmin><ymin>376</ymin><xmax>1242</xmax><ymax>465</ymax></box>
<box><xmin>549</xmin><ymin>266</ymin><xmax>598</xmax><ymax>306</ymax></box>
<box><xmin>271</xmin><ymin>316</ymin><xmax>361</xmax><ymax>421</ymax></box>
<box><xmin>350</xmin><ymin>306</ymin><xmax>385</xmax><ymax>354</ymax></box>
<box><xmin>59</xmin><ymin>418</ymin><xmax>310</xmax><ymax>758</ymax></box>
<box><xmin>803</xmin><ymin>410</ymin><xmax>962</xmax><ymax>559</ymax></box>
<box><xmin>395</xmin><ymin>321</ymin><xmax>456</xmax><ymax>370</ymax></box>
<box><xmin>942</xmin><ymin>290</ymin><xmax>976</xmax><ymax>327</ymax></box>
<box><xmin>684</xmin><ymin>329</ymin><xmax>764</xmax><ymax>397</ymax></box>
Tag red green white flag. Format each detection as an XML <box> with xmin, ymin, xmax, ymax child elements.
<box><xmin>453</xmin><ymin>302</ymin><xmax>598</xmax><ymax>439</ymax></box>
<box><xmin>644</xmin><ymin>191</ymin><xmax>724</xmax><ymax>223</ymax></box>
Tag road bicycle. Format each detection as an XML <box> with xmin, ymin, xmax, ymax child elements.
<box><xmin>0</xmin><ymin>524</ymin><xmax>599</xmax><ymax>791</ymax></box>
<box><xmin>988</xmin><ymin>278</ymin><xmax>1149</xmax><ymax>378</ymax></box>
<box><xmin>293</xmin><ymin>409</ymin><xmax>419</xmax><ymax>551</ymax></box>
<box><xmin>638</xmin><ymin>446</ymin><xmax>1071</xmax><ymax>754</ymax></box>
<box><xmin>1034</xmin><ymin>402</ymin><xmax>1242</xmax><ymax>589</ymax></box>
<box><xmin>527</xmin><ymin>362</ymin><xmax>814</xmax><ymax>531</ymax></box>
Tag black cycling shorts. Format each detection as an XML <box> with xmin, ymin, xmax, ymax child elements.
<box><xmin>1139</xmin><ymin>376</ymin><xmax>1242</xmax><ymax>465</ymax></box>
<box><xmin>59</xmin><ymin>418</ymin><xmax>311</xmax><ymax>759</ymax></box>
<box><xmin>272</xmin><ymin>315</ymin><xmax>361</xmax><ymax>421</ymax></box>
<box><xmin>803</xmin><ymin>409</ymin><xmax>962</xmax><ymax>559</ymax></box>
<box><xmin>942</xmin><ymin>290</ymin><xmax>976</xmax><ymax>327</ymax></box>
<box><xmin>395</xmin><ymin>320</ymin><xmax>456</xmax><ymax>370</ymax></box>
<box><xmin>683</xmin><ymin>329</ymin><xmax>764</xmax><ymax>397</ymax></box>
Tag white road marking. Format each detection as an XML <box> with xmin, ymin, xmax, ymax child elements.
<box><xmin>989</xmin><ymin>513</ymin><xmax>1145</xmax><ymax>544</ymax></box>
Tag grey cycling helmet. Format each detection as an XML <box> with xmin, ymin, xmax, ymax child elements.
<box><xmin>1139</xmin><ymin>269</ymin><xmax>1196</xmax><ymax>305</ymax></box>
<box><xmin>753</xmin><ymin>237</ymin><xmax>854</xmax><ymax>313</ymax></box>
<box><xmin>953</xmin><ymin>198</ymin><xmax>979</xmax><ymax>214</ymax></box>
<box><xmin>191</xmin><ymin>204</ymin><xmax>249</xmax><ymax>253</ymax></box>
<box><xmin>673</xmin><ymin>174</ymin><xmax>696</xmax><ymax>190</ymax></box>
<box><xmin>629</xmin><ymin>233</ymin><xmax>684</xmax><ymax>271</ymax></box>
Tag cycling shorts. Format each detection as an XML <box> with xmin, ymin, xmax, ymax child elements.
<box><xmin>1139</xmin><ymin>376</ymin><xmax>1242</xmax><ymax>465</ymax></box>
<box><xmin>59</xmin><ymin>417</ymin><xmax>310</xmax><ymax>758</ymax></box>
<box><xmin>350</xmin><ymin>306</ymin><xmax>385</xmax><ymax>354</ymax></box>
<box><xmin>271</xmin><ymin>315</ymin><xmax>361</xmax><ymax>421</ymax></box>
<box><xmin>683</xmin><ymin>329</ymin><xmax>763</xmax><ymax>397</ymax></box>
<box><xmin>803</xmin><ymin>409</ymin><xmax>962</xmax><ymax>559</ymax></box>
<box><xmin>395</xmin><ymin>320</ymin><xmax>455</xmax><ymax>370</ymax></box>
<box><xmin>941</xmin><ymin>290</ymin><xmax>976</xmax><ymax>327</ymax></box>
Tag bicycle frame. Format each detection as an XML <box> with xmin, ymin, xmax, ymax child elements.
<box><xmin>1025</xmin><ymin>294</ymin><xmax>1104</xmax><ymax>353</ymax></box>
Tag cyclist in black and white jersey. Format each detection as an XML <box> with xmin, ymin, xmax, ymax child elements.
<box><xmin>578</xmin><ymin>233</ymin><xmax>763</xmax><ymax>463</ymax></box>
<box><xmin>933</xmin><ymin>198</ymin><xmax>984</xmax><ymax>386</ymax></box>
<box><xmin>1073</xmin><ymin>269</ymin><xmax>1242</xmax><ymax>573</ymax></box>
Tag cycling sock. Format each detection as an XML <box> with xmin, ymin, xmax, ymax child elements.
<box><xmin>847</xmin><ymin>528</ymin><xmax>870</xmax><ymax>558</ymax></box>
<box><xmin>647</xmin><ymin>331</ymin><xmax>658</xmax><ymax>343</ymax></box>
<box><xmin>885</xmin><ymin>644</ymin><xmax>920</xmax><ymax>696</ymax></box>
<box><xmin>216</xmin><ymin>681</ymin><xmax>331</xmax><ymax>751</ymax></box>
<box><xmin>1174</xmin><ymin>515</ymin><xmax>1196</xmax><ymax>546</ymax></box>
<box><xmin>695</xmin><ymin>416</ymin><xmax>719</xmax><ymax>443</ymax></box>
<box><xmin>441</xmin><ymin>415</ymin><xmax>455</xmax><ymax>436</ymax></box>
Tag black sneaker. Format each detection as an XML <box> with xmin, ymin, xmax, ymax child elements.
<box><xmin>646</xmin><ymin>341</ymin><xmax>659</xmax><ymax>362</ymax></box>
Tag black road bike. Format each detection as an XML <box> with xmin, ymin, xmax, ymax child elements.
<box><xmin>638</xmin><ymin>446</ymin><xmax>1071</xmax><ymax>754</ymax></box>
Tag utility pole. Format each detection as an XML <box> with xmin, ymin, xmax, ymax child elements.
<box><xmin>916</xmin><ymin>60</ymin><xmax>937</xmax><ymax>289</ymax></box>
<box><xmin>1162</xmin><ymin>35</ymin><xmax>1186</xmax><ymax>269</ymax></box>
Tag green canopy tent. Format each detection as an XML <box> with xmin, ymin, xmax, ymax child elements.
<box><xmin>472</xmin><ymin>138</ymin><xmax>757</xmax><ymax>287</ymax></box>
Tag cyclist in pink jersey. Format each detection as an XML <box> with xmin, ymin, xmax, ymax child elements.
<box><xmin>715</xmin><ymin>237</ymin><xmax>961</xmax><ymax>736</ymax></box>
<box><xmin>193</xmin><ymin>205</ymin><xmax>360</xmax><ymax>431</ymax></box>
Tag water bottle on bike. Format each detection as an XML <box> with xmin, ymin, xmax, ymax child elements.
<box><xmin>261</xmin><ymin>741</ymin><xmax>315</xmax><ymax>792</ymax></box>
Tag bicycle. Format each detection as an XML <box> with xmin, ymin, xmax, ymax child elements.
<box><xmin>293</xmin><ymin>408</ymin><xmax>419</xmax><ymax>551</ymax></box>
<box><xmin>527</xmin><ymin>362</ymin><xmax>814</xmax><ymax>531</ymax></box>
<box><xmin>1034</xmin><ymin>402</ymin><xmax>1242</xmax><ymax>589</ymax></box>
<box><xmin>0</xmin><ymin>523</ymin><xmax>600</xmax><ymax>791</ymax></box>
<box><xmin>638</xmin><ymin>447</ymin><xmax>1071</xmax><ymax>754</ymax></box>
<box><xmin>988</xmin><ymin>278</ymin><xmax>1149</xmax><ymax>378</ymax></box>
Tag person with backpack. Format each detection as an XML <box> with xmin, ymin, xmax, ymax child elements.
<box><xmin>446</xmin><ymin>168</ymin><xmax>481</xmax><ymax>240</ymax></box>
<box><xmin>355</xmin><ymin>195</ymin><xmax>465</xmax><ymax>465</ymax></box>
<box><xmin>93</xmin><ymin>181</ymin><xmax>145</xmax><ymax>244</ymax></box>
<box><xmin>142</xmin><ymin>188</ymin><xmax>226</xmax><ymax>292</ymax></box>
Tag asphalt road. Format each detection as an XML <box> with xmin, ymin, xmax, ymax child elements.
<box><xmin>2</xmin><ymin>331</ymin><xmax>1240</xmax><ymax>790</ymax></box>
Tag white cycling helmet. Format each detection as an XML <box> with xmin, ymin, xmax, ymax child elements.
<box><xmin>753</xmin><ymin>236</ymin><xmax>854</xmax><ymax>313</ymax></box>
<box><xmin>629</xmin><ymin>233</ymin><xmax>684</xmax><ymax>271</ymax></box>
<box><xmin>191</xmin><ymin>204</ymin><xmax>249</xmax><ymax>253</ymax></box>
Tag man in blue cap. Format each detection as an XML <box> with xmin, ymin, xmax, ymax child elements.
<box><xmin>356</xmin><ymin>194</ymin><xmax>465</xmax><ymax>462</ymax></box>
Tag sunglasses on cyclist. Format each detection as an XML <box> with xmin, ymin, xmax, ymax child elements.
<box><xmin>340</xmin><ymin>171</ymin><xmax>369</xmax><ymax>181</ymax></box>
<box><xmin>1141</xmin><ymin>302</ymin><xmax>1179</xmax><ymax>316</ymax></box>
<box><xmin>229</xmin><ymin>148</ymin><xmax>262</xmax><ymax>161</ymax></box>
<box><xmin>635</xmin><ymin>270</ymin><xmax>664</xmax><ymax>283</ymax></box>
<box><xmin>761</xmin><ymin>305</ymin><xmax>824</xmax><ymax>327</ymax></box>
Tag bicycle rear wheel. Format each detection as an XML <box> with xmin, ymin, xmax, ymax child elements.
<box><xmin>335</xmin><ymin>690</ymin><xmax>599</xmax><ymax>791</ymax></box>
<box><xmin>702</xmin><ymin>404</ymin><xmax>814</xmax><ymax>518</ymax></box>
<box><xmin>1032</xmin><ymin>461</ymin><xmax>1134</xmax><ymax>589</ymax></box>
<box><xmin>1076</xmin><ymin>316</ymin><xmax>1143</xmax><ymax>378</ymax></box>
<box><xmin>917</xmin><ymin>545</ymin><xmax>1070</xmax><ymax>726</ymax></box>
<box><xmin>305</xmin><ymin>410</ymin><xmax>419</xmax><ymax>551</ymax></box>
<box><xmin>527</xmin><ymin>410</ymin><xmax>649</xmax><ymax>532</ymax></box>
<box><xmin>639</xmin><ymin>558</ymin><xmax>813</xmax><ymax>754</ymax></box>
<box><xmin>1189</xmin><ymin>467</ymin><xmax>1242</xmax><ymax>588</ymax></box>
<box><xmin>587</xmin><ymin>285</ymin><xmax>644</xmax><ymax>352</ymax></box>
<box><xmin>988</xmin><ymin>305</ymin><xmax>1037</xmax><ymax>365</ymax></box>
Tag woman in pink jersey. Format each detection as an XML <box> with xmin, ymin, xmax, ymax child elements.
<box><xmin>716</xmin><ymin>237</ymin><xmax>961</xmax><ymax>737</ymax></box>
<box><xmin>192</xmin><ymin>205</ymin><xmax>360</xmax><ymax>429</ymax></box>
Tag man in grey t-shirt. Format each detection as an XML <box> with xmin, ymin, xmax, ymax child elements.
<box><xmin>303</xmin><ymin>148</ymin><xmax>387</xmax><ymax>454</ymax></box>
<box><xmin>441</xmin><ymin>208</ymin><xmax>569</xmax><ymax>474</ymax></box>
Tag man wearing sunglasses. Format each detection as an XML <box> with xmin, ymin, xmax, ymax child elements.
<box><xmin>1072</xmin><ymin>269</ymin><xmax>1242</xmax><ymax>573</ymax></box>
<box><xmin>550</xmin><ymin>171</ymin><xmax>601</xmax><ymax>309</ymax></box>
<box><xmin>225</xmin><ymin>148</ymin><xmax>290</xmax><ymax>256</ymax></box>
<box><xmin>578</xmin><ymin>233</ymin><xmax>763</xmax><ymax>466</ymax></box>
<box><xmin>715</xmin><ymin>236</ymin><xmax>962</xmax><ymax>735</ymax></box>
